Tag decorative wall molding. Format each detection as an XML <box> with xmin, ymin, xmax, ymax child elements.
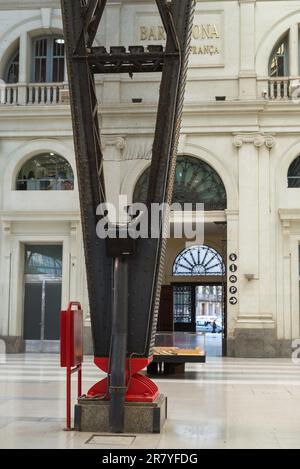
<box><xmin>279</xmin><ymin>208</ymin><xmax>300</xmax><ymax>222</ymax></box>
<box><xmin>122</xmin><ymin>142</ymin><xmax>152</xmax><ymax>161</ymax></box>
<box><xmin>0</xmin><ymin>1</ymin><xmax>60</xmax><ymax>9</ymax></box>
<box><xmin>239</xmin><ymin>0</ymin><xmax>256</xmax><ymax>4</ymax></box>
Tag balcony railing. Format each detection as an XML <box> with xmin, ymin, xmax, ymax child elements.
<box><xmin>1</xmin><ymin>78</ymin><xmax>297</xmax><ymax>104</ymax></box>
<box><xmin>268</xmin><ymin>77</ymin><xmax>290</xmax><ymax>100</ymax></box>
<box><xmin>0</xmin><ymin>83</ymin><xmax>68</xmax><ymax>105</ymax></box>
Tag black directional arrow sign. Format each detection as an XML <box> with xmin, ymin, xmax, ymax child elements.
<box><xmin>229</xmin><ymin>297</ymin><xmax>238</xmax><ymax>305</ymax></box>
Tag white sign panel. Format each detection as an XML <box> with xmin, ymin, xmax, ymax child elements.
<box><xmin>135</xmin><ymin>10</ymin><xmax>224</xmax><ymax>68</ymax></box>
<box><xmin>190</xmin><ymin>11</ymin><xmax>224</xmax><ymax>68</ymax></box>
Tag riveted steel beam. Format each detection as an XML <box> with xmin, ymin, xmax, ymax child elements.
<box><xmin>61</xmin><ymin>0</ymin><xmax>195</xmax><ymax>358</ymax></box>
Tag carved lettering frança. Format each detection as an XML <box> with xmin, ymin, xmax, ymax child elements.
<box><xmin>190</xmin><ymin>45</ymin><xmax>219</xmax><ymax>56</ymax></box>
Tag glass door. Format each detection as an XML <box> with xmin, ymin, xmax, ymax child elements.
<box><xmin>44</xmin><ymin>281</ymin><xmax>62</xmax><ymax>340</ymax></box>
<box><xmin>23</xmin><ymin>245</ymin><xmax>62</xmax><ymax>352</ymax></box>
<box><xmin>23</xmin><ymin>281</ymin><xmax>43</xmax><ymax>341</ymax></box>
<box><xmin>173</xmin><ymin>285</ymin><xmax>195</xmax><ymax>332</ymax></box>
<box><xmin>173</xmin><ymin>282</ymin><xmax>226</xmax><ymax>356</ymax></box>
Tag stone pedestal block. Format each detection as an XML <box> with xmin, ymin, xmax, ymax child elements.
<box><xmin>75</xmin><ymin>394</ymin><xmax>167</xmax><ymax>434</ymax></box>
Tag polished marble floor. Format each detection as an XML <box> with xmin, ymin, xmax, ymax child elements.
<box><xmin>0</xmin><ymin>354</ymin><xmax>300</xmax><ymax>449</ymax></box>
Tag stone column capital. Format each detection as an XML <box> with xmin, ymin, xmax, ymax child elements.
<box><xmin>2</xmin><ymin>221</ymin><xmax>11</xmax><ymax>235</ymax></box>
<box><xmin>233</xmin><ymin>133</ymin><xmax>275</xmax><ymax>149</ymax></box>
<box><xmin>102</xmin><ymin>135</ymin><xmax>126</xmax><ymax>150</ymax></box>
<box><xmin>101</xmin><ymin>135</ymin><xmax>126</xmax><ymax>161</ymax></box>
<box><xmin>264</xmin><ymin>135</ymin><xmax>275</xmax><ymax>149</ymax></box>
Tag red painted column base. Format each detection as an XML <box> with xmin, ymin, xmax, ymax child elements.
<box><xmin>87</xmin><ymin>356</ymin><xmax>159</xmax><ymax>403</ymax></box>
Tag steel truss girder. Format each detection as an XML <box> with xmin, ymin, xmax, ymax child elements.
<box><xmin>61</xmin><ymin>0</ymin><xmax>195</xmax><ymax>357</ymax></box>
<box><xmin>79</xmin><ymin>0</ymin><xmax>107</xmax><ymax>50</ymax></box>
<box><xmin>84</xmin><ymin>47</ymin><xmax>177</xmax><ymax>75</ymax></box>
<box><xmin>61</xmin><ymin>0</ymin><xmax>112</xmax><ymax>355</ymax></box>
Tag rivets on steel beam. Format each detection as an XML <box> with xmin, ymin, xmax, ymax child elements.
<box><xmin>128</xmin><ymin>46</ymin><xmax>145</xmax><ymax>54</ymax></box>
<box><xmin>110</xmin><ymin>46</ymin><xmax>126</xmax><ymax>54</ymax></box>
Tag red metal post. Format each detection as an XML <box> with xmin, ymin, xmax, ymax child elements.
<box><xmin>60</xmin><ymin>302</ymin><xmax>83</xmax><ymax>431</ymax></box>
<box><xmin>66</xmin><ymin>366</ymin><xmax>71</xmax><ymax>431</ymax></box>
<box><xmin>66</xmin><ymin>301</ymin><xmax>71</xmax><ymax>431</ymax></box>
<box><xmin>78</xmin><ymin>365</ymin><xmax>82</xmax><ymax>398</ymax></box>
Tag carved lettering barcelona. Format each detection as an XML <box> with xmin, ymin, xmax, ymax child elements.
<box><xmin>140</xmin><ymin>24</ymin><xmax>220</xmax><ymax>56</ymax></box>
<box><xmin>140</xmin><ymin>25</ymin><xmax>166</xmax><ymax>41</ymax></box>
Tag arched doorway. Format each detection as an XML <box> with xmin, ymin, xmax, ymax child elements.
<box><xmin>134</xmin><ymin>155</ymin><xmax>228</xmax><ymax>356</ymax></box>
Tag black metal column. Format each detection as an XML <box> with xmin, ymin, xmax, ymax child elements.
<box><xmin>109</xmin><ymin>256</ymin><xmax>128</xmax><ymax>433</ymax></box>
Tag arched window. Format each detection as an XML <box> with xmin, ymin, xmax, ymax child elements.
<box><xmin>32</xmin><ymin>36</ymin><xmax>65</xmax><ymax>83</ymax></box>
<box><xmin>173</xmin><ymin>245</ymin><xmax>225</xmax><ymax>276</ymax></box>
<box><xmin>269</xmin><ymin>34</ymin><xmax>289</xmax><ymax>77</ymax></box>
<box><xmin>133</xmin><ymin>155</ymin><xmax>227</xmax><ymax>210</ymax></box>
<box><xmin>16</xmin><ymin>153</ymin><xmax>74</xmax><ymax>191</ymax></box>
<box><xmin>288</xmin><ymin>156</ymin><xmax>300</xmax><ymax>188</ymax></box>
<box><xmin>5</xmin><ymin>50</ymin><xmax>19</xmax><ymax>83</ymax></box>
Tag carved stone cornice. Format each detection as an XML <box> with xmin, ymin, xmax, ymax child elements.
<box><xmin>0</xmin><ymin>1</ymin><xmax>60</xmax><ymax>9</ymax></box>
<box><xmin>233</xmin><ymin>133</ymin><xmax>275</xmax><ymax>149</ymax></box>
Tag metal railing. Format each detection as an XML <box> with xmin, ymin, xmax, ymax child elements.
<box><xmin>0</xmin><ymin>78</ymin><xmax>296</xmax><ymax>104</ymax></box>
<box><xmin>0</xmin><ymin>82</ymin><xmax>67</xmax><ymax>105</ymax></box>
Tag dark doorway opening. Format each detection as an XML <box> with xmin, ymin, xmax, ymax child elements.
<box><xmin>173</xmin><ymin>282</ymin><xmax>226</xmax><ymax>357</ymax></box>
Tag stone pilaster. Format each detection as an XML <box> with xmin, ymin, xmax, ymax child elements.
<box><xmin>230</xmin><ymin>133</ymin><xmax>276</xmax><ymax>357</ymax></box>
<box><xmin>102</xmin><ymin>135</ymin><xmax>126</xmax><ymax>222</ymax></box>
<box><xmin>238</xmin><ymin>0</ymin><xmax>257</xmax><ymax>99</ymax></box>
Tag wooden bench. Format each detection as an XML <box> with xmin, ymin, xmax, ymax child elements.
<box><xmin>147</xmin><ymin>347</ymin><xmax>206</xmax><ymax>375</ymax></box>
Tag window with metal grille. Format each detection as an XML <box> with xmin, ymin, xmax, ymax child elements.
<box><xmin>24</xmin><ymin>245</ymin><xmax>62</xmax><ymax>277</ymax></box>
<box><xmin>173</xmin><ymin>286</ymin><xmax>193</xmax><ymax>324</ymax></box>
<box><xmin>133</xmin><ymin>155</ymin><xmax>227</xmax><ymax>211</ymax></box>
<box><xmin>173</xmin><ymin>245</ymin><xmax>225</xmax><ymax>276</ymax></box>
